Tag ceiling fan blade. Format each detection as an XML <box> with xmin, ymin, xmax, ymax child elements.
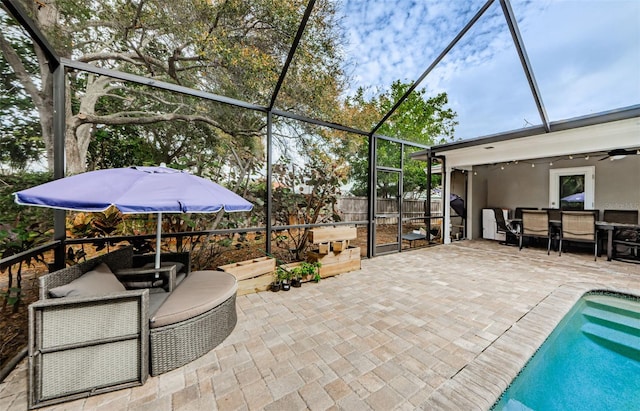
<box><xmin>608</xmin><ymin>148</ymin><xmax>636</xmax><ymax>156</ymax></box>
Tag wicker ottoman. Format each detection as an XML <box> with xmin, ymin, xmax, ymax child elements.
<box><xmin>149</xmin><ymin>270</ymin><xmax>238</xmax><ymax>376</ymax></box>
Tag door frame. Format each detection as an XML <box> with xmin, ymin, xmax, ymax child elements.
<box><xmin>549</xmin><ymin>166</ymin><xmax>595</xmax><ymax>209</ymax></box>
<box><xmin>373</xmin><ymin>168</ymin><xmax>402</xmax><ymax>255</ymax></box>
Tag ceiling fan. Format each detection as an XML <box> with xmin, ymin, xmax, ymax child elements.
<box><xmin>598</xmin><ymin>148</ymin><xmax>640</xmax><ymax>161</ymax></box>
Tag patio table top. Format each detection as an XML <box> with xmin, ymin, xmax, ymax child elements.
<box><xmin>1</xmin><ymin>240</ymin><xmax>639</xmax><ymax>410</ymax></box>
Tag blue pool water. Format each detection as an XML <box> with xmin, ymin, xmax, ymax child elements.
<box><xmin>492</xmin><ymin>293</ymin><xmax>640</xmax><ymax>411</ymax></box>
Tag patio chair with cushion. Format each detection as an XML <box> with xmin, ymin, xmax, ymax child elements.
<box><xmin>543</xmin><ymin>208</ymin><xmax>561</xmax><ymax>222</ymax></box>
<box><xmin>514</xmin><ymin>207</ymin><xmax>538</xmax><ymax>220</ymax></box>
<box><xmin>603</xmin><ymin>209</ymin><xmax>638</xmax><ymax>224</ymax></box>
<box><xmin>493</xmin><ymin>208</ymin><xmax>519</xmax><ymax>245</ymax></box>
<box><xmin>603</xmin><ymin>209</ymin><xmax>639</xmax><ymax>260</ymax></box>
<box><xmin>559</xmin><ymin>211</ymin><xmax>598</xmax><ymax>260</ymax></box>
<box><xmin>29</xmin><ymin>247</ymin><xmax>237</xmax><ymax>409</ymax></box>
<box><xmin>519</xmin><ymin>210</ymin><xmax>552</xmax><ymax>254</ymax></box>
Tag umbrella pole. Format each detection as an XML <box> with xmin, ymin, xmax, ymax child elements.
<box><xmin>156</xmin><ymin>212</ymin><xmax>162</xmax><ymax>270</ymax></box>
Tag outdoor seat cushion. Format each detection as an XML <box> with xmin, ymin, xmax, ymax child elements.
<box><xmin>149</xmin><ymin>270</ymin><xmax>237</xmax><ymax>328</ymax></box>
<box><xmin>148</xmin><ymin>292</ymin><xmax>170</xmax><ymax>316</ymax></box>
<box><xmin>49</xmin><ymin>263</ymin><xmax>126</xmax><ymax>298</ymax></box>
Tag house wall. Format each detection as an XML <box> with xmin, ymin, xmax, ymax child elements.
<box><xmin>595</xmin><ymin>155</ymin><xmax>640</xmax><ymax>213</ymax></box>
<box><xmin>477</xmin><ymin>155</ymin><xmax>640</xmax><ymax>218</ymax></box>
<box><xmin>434</xmin><ymin>117</ymin><xmax>640</xmax><ymax>240</ymax></box>
<box><xmin>470</xmin><ymin>172</ymin><xmax>488</xmax><ymax>239</ymax></box>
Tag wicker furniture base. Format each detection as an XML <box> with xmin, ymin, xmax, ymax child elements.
<box><xmin>149</xmin><ymin>293</ymin><xmax>237</xmax><ymax>376</ymax></box>
<box><xmin>30</xmin><ymin>247</ymin><xmax>238</xmax><ymax>408</ymax></box>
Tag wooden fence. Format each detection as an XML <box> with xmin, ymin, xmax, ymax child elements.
<box><xmin>337</xmin><ymin>197</ymin><xmax>443</xmax><ymax>224</ymax></box>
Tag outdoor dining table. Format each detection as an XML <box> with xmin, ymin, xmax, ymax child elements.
<box><xmin>596</xmin><ymin>221</ymin><xmax>640</xmax><ymax>261</ymax></box>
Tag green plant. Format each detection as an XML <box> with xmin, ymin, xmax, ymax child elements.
<box><xmin>0</xmin><ymin>223</ymin><xmax>48</xmax><ymax>308</ymax></box>
<box><xmin>296</xmin><ymin>261</ymin><xmax>321</xmax><ymax>282</ymax></box>
<box><xmin>276</xmin><ymin>266</ymin><xmax>291</xmax><ymax>282</ymax></box>
<box><xmin>0</xmin><ymin>287</ymin><xmax>22</xmax><ymax>308</ymax></box>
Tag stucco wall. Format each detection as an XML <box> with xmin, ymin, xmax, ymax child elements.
<box><xmin>475</xmin><ymin>156</ymin><xmax>640</xmax><ymax>218</ymax></box>
<box><xmin>595</xmin><ymin>156</ymin><xmax>640</xmax><ymax>212</ymax></box>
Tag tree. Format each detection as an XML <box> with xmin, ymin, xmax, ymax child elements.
<box><xmin>267</xmin><ymin>137</ymin><xmax>349</xmax><ymax>260</ymax></box>
<box><xmin>344</xmin><ymin>81</ymin><xmax>457</xmax><ymax>197</ymax></box>
<box><xmin>1</xmin><ymin>0</ymin><xmax>347</xmax><ymax>175</ymax></box>
<box><xmin>0</xmin><ymin>6</ymin><xmax>46</xmax><ymax>171</ymax></box>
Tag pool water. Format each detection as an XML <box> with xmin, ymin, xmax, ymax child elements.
<box><xmin>492</xmin><ymin>293</ymin><xmax>640</xmax><ymax>411</ymax></box>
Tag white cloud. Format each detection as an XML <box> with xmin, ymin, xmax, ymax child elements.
<box><xmin>337</xmin><ymin>0</ymin><xmax>640</xmax><ymax>139</ymax></box>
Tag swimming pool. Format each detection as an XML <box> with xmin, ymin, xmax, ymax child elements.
<box><xmin>492</xmin><ymin>292</ymin><xmax>640</xmax><ymax>410</ymax></box>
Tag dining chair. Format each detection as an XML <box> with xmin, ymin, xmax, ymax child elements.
<box><xmin>603</xmin><ymin>209</ymin><xmax>639</xmax><ymax>259</ymax></box>
<box><xmin>493</xmin><ymin>208</ymin><xmax>519</xmax><ymax>246</ymax></box>
<box><xmin>543</xmin><ymin>208</ymin><xmax>561</xmax><ymax>221</ymax></box>
<box><xmin>603</xmin><ymin>209</ymin><xmax>638</xmax><ymax>224</ymax></box>
<box><xmin>514</xmin><ymin>207</ymin><xmax>538</xmax><ymax>220</ymax></box>
<box><xmin>559</xmin><ymin>211</ymin><xmax>597</xmax><ymax>260</ymax></box>
<box><xmin>519</xmin><ymin>210</ymin><xmax>551</xmax><ymax>254</ymax></box>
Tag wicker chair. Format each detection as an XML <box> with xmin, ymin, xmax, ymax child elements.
<box><xmin>29</xmin><ymin>247</ymin><xmax>149</xmax><ymax>409</ymax></box>
<box><xmin>559</xmin><ymin>211</ymin><xmax>598</xmax><ymax>260</ymax></box>
<box><xmin>29</xmin><ymin>247</ymin><xmax>237</xmax><ymax>408</ymax></box>
<box><xmin>519</xmin><ymin>210</ymin><xmax>551</xmax><ymax>254</ymax></box>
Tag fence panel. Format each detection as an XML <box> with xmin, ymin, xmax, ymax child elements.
<box><xmin>337</xmin><ymin>197</ymin><xmax>443</xmax><ymax>223</ymax></box>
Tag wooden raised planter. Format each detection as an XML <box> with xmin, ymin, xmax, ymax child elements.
<box><xmin>308</xmin><ymin>246</ymin><xmax>361</xmax><ymax>278</ymax></box>
<box><xmin>309</xmin><ymin>226</ymin><xmax>357</xmax><ymax>244</ymax></box>
<box><xmin>218</xmin><ymin>257</ymin><xmax>276</xmax><ymax>295</ymax></box>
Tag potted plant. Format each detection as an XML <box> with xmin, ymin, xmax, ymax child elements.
<box><xmin>290</xmin><ymin>266</ymin><xmax>303</xmax><ymax>288</ymax></box>
<box><xmin>271</xmin><ymin>269</ymin><xmax>283</xmax><ymax>292</ymax></box>
<box><xmin>278</xmin><ymin>267</ymin><xmax>291</xmax><ymax>291</ymax></box>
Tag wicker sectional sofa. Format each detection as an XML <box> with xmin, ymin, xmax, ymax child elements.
<box><xmin>28</xmin><ymin>246</ymin><xmax>237</xmax><ymax>409</ymax></box>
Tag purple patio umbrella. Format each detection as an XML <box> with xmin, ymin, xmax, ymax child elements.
<box><xmin>561</xmin><ymin>192</ymin><xmax>585</xmax><ymax>202</ymax></box>
<box><xmin>14</xmin><ymin>165</ymin><xmax>253</xmax><ymax>268</ymax></box>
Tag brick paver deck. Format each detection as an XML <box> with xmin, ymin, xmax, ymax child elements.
<box><xmin>1</xmin><ymin>240</ymin><xmax>638</xmax><ymax>410</ymax></box>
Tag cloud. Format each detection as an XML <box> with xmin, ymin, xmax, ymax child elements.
<box><xmin>337</xmin><ymin>0</ymin><xmax>640</xmax><ymax>139</ymax></box>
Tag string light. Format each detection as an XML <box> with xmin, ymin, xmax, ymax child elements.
<box><xmin>501</xmin><ymin>165</ymin><xmax>505</xmax><ymax>170</ymax></box>
<box><xmin>569</xmin><ymin>155</ymin><xmax>573</xmax><ymax>160</ymax></box>
<box><xmin>531</xmin><ymin>163</ymin><xmax>535</xmax><ymax>168</ymax></box>
<box><xmin>585</xmin><ymin>155</ymin><xmax>590</xmax><ymax>160</ymax></box>
<box><xmin>549</xmin><ymin>161</ymin><xmax>553</xmax><ymax>166</ymax></box>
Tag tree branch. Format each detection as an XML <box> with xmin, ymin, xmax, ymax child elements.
<box><xmin>0</xmin><ymin>30</ymin><xmax>43</xmax><ymax>109</ymax></box>
<box><xmin>75</xmin><ymin>112</ymin><xmax>262</xmax><ymax>138</ymax></box>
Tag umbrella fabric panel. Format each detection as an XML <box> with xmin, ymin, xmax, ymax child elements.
<box><xmin>561</xmin><ymin>192</ymin><xmax>585</xmax><ymax>202</ymax></box>
<box><xmin>14</xmin><ymin>167</ymin><xmax>253</xmax><ymax>214</ymax></box>
<box><xmin>14</xmin><ymin>168</ymin><xmax>145</xmax><ymax>212</ymax></box>
<box><xmin>115</xmin><ymin>172</ymin><xmax>251</xmax><ymax>213</ymax></box>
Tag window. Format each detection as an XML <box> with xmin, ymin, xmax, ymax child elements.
<box><xmin>549</xmin><ymin>167</ymin><xmax>595</xmax><ymax>210</ymax></box>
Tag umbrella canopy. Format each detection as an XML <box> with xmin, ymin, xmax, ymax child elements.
<box><xmin>15</xmin><ymin>166</ymin><xmax>253</xmax><ymax>214</ymax></box>
<box><xmin>15</xmin><ymin>165</ymin><xmax>253</xmax><ymax>268</ymax></box>
<box><xmin>561</xmin><ymin>192</ymin><xmax>585</xmax><ymax>202</ymax></box>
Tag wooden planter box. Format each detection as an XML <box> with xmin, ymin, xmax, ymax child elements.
<box><xmin>308</xmin><ymin>226</ymin><xmax>357</xmax><ymax>244</ymax></box>
<box><xmin>331</xmin><ymin>240</ymin><xmax>349</xmax><ymax>252</ymax></box>
<box><xmin>218</xmin><ymin>257</ymin><xmax>276</xmax><ymax>295</ymax></box>
<box><xmin>307</xmin><ymin>246</ymin><xmax>361</xmax><ymax>278</ymax></box>
<box><xmin>234</xmin><ymin>273</ymin><xmax>274</xmax><ymax>296</ymax></box>
<box><xmin>218</xmin><ymin>256</ymin><xmax>276</xmax><ymax>281</ymax></box>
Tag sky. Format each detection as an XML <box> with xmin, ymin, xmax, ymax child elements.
<box><xmin>337</xmin><ymin>0</ymin><xmax>640</xmax><ymax>141</ymax></box>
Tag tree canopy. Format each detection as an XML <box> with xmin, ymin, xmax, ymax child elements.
<box><xmin>345</xmin><ymin>80</ymin><xmax>457</xmax><ymax>197</ymax></box>
<box><xmin>1</xmin><ymin>0</ymin><xmax>348</xmax><ymax>175</ymax></box>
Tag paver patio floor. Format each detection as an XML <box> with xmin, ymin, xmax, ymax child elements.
<box><xmin>1</xmin><ymin>240</ymin><xmax>639</xmax><ymax>410</ymax></box>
